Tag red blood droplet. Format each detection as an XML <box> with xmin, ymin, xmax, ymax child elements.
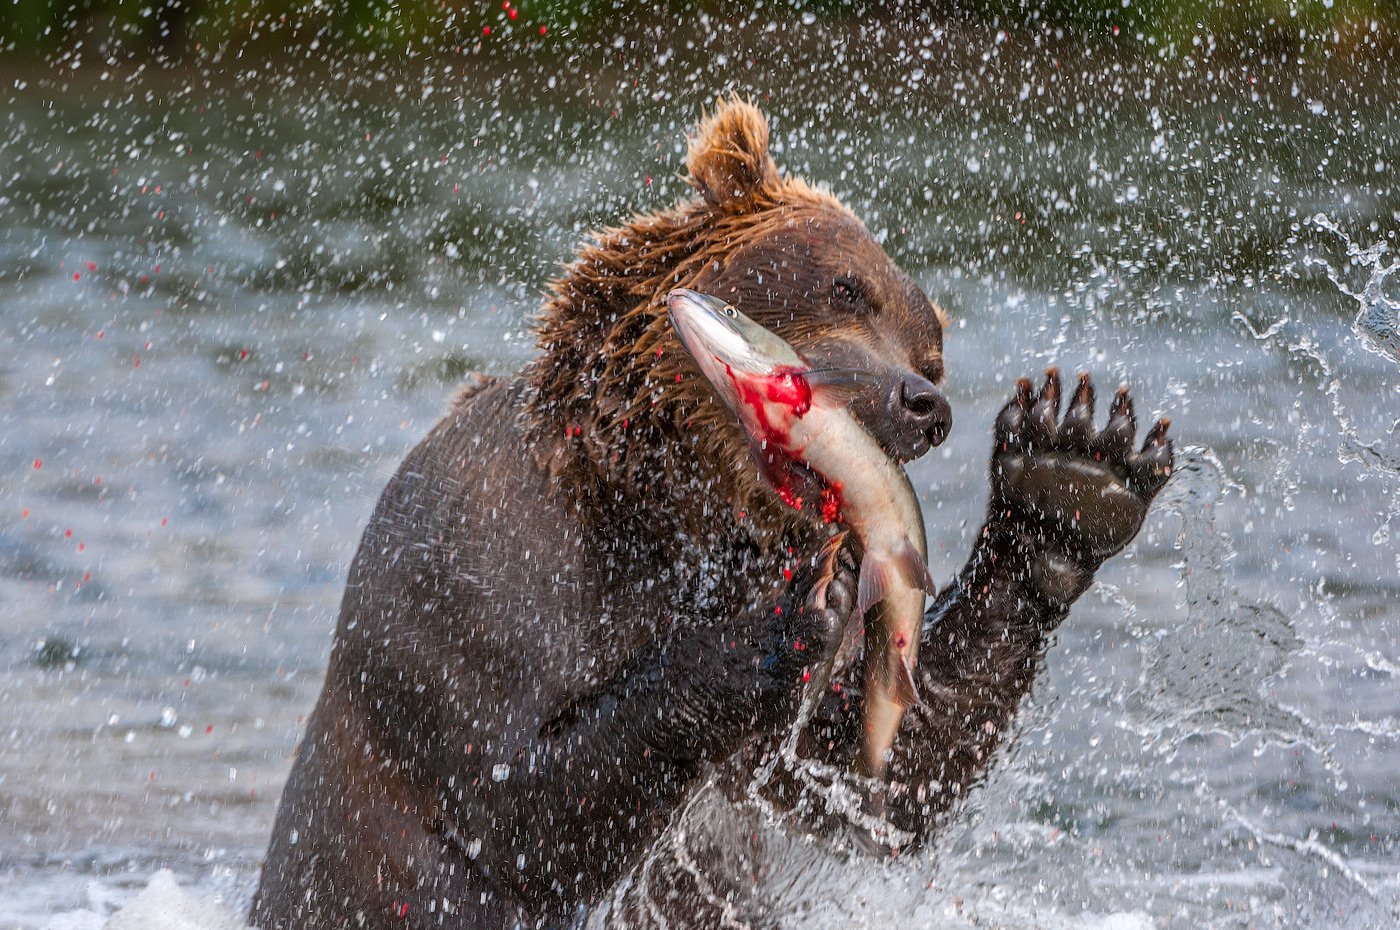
<box><xmin>820</xmin><ymin>483</ymin><xmax>843</xmax><ymax>524</ymax></box>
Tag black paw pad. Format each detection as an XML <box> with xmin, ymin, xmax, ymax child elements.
<box><xmin>990</xmin><ymin>371</ymin><xmax>1176</xmax><ymax>565</ymax></box>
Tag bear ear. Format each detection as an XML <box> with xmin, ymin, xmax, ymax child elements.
<box><xmin>686</xmin><ymin>97</ymin><xmax>780</xmax><ymax>207</ymax></box>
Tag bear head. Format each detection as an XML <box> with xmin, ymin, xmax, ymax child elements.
<box><xmin>527</xmin><ymin>98</ymin><xmax>949</xmax><ymax>557</ymax></box>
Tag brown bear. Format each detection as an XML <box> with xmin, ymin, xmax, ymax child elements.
<box><xmin>249</xmin><ymin>99</ymin><xmax>1172</xmax><ymax>930</ymax></box>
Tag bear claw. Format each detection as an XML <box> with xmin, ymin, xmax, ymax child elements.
<box><xmin>1057</xmin><ymin>373</ymin><xmax>1095</xmax><ymax>451</ymax></box>
<box><xmin>990</xmin><ymin>370</ymin><xmax>1175</xmax><ymax>569</ymax></box>
<box><xmin>1027</xmin><ymin>368</ymin><xmax>1061</xmax><ymax>450</ymax></box>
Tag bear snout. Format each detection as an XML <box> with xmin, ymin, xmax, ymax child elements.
<box><xmin>856</xmin><ymin>371</ymin><xmax>952</xmax><ymax>463</ymax></box>
<box><xmin>898</xmin><ymin>372</ymin><xmax>952</xmax><ymax>447</ymax></box>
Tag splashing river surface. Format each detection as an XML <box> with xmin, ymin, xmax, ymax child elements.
<box><xmin>1</xmin><ymin>47</ymin><xmax>1398</xmax><ymax>929</ymax></box>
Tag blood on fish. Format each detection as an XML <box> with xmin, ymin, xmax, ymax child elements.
<box><xmin>776</xmin><ymin>484</ymin><xmax>803</xmax><ymax>510</ymax></box>
<box><xmin>723</xmin><ymin>362</ymin><xmax>811</xmax><ymax>452</ymax></box>
<box><xmin>820</xmin><ymin>482</ymin><xmax>843</xmax><ymax>523</ymax></box>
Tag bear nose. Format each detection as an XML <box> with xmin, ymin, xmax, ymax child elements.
<box><xmin>893</xmin><ymin>373</ymin><xmax>952</xmax><ymax>451</ymax></box>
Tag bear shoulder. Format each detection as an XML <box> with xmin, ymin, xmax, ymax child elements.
<box><xmin>448</xmin><ymin>371</ymin><xmax>500</xmax><ymax>414</ymax></box>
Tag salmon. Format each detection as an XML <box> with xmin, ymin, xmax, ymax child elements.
<box><xmin>666</xmin><ymin>288</ymin><xmax>933</xmax><ymax>783</ymax></box>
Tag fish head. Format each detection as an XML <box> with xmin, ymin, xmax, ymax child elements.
<box><xmin>666</xmin><ymin>288</ymin><xmax>806</xmax><ymax>415</ymax></box>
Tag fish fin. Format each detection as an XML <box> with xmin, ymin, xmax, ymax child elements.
<box><xmin>893</xmin><ymin>656</ymin><xmax>924</xmax><ymax>709</ymax></box>
<box><xmin>832</xmin><ymin>613</ymin><xmax>865</xmax><ymax>677</ymax></box>
<box><xmin>802</xmin><ymin>367</ymin><xmax>881</xmax><ymax>403</ymax></box>
<box><xmin>810</xmin><ymin>531</ymin><xmax>847</xmax><ymax>609</ymax></box>
<box><xmin>856</xmin><ymin>555</ymin><xmax>890</xmax><ymax>617</ymax></box>
<box><xmin>892</xmin><ymin>536</ymin><xmax>937</xmax><ymax>596</ymax></box>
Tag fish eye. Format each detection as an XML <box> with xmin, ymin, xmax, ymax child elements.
<box><xmin>723</xmin><ymin>305</ymin><xmax>737</xmax><ymax>318</ymax></box>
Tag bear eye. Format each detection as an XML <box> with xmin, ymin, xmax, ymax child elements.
<box><xmin>832</xmin><ymin>277</ymin><xmax>868</xmax><ymax>312</ymax></box>
<box><xmin>723</xmin><ymin>304</ymin><xmax>738</xmax><ymax>318</ymax></box>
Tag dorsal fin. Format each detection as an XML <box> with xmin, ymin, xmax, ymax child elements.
<box><xmin>801</xmin><ymin>367</ymin><xmax>881</xmax><ymax>404</ymax></box>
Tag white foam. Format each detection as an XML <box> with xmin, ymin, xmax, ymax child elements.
<box><xmin>100</xmin><ymin>871</ymin><xmax>246</xmax><ymax>930</ymax></box>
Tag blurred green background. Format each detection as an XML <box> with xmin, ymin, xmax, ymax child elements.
<box><xmin>1</xmin><ymin>0</ymin><xmax>1395</xmax><ymax>61</ymax></box>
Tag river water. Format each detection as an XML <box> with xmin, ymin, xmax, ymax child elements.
<box><xmin>1</xmin><ymin>30</ymin><xmax>1398</xmax><ymax>929</ymax></box>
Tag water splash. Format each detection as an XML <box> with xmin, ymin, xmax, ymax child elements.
<box><xmin>1308</xmin><ymin>214</ymin><xmax>1400</xmax><ymax>367</ymax></box>
<box><xmin>1125</xmin><ymin>447</ymin><xmax>1332</xmax><ymax>764</ymax></box>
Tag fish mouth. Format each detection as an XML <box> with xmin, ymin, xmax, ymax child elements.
<box><xmin>665</xmin><ymin>288</ymin><xmax>722</xmax><ymax>363</ymax></box>
<box><xmin>666</xmin><ymin>287</ymin><xmax>728</xmax><ymax>316</ymax></box>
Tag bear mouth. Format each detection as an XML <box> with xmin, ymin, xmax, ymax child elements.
<box><xmin>878</xmin><ymin>424</ymin><xmax>942</xmax><ymax>464</ymax></box>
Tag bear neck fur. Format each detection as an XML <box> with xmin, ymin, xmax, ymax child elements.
<box><xmin>523</xmin><ymin>101</ymin><xmax>852</xmax><ymax>566</ymax></box>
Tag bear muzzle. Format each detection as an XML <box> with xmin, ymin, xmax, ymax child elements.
<box><xmin>855</xmin><ymin>371</ymin><xmax>952</xmax><ymax>463</ymax></box>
